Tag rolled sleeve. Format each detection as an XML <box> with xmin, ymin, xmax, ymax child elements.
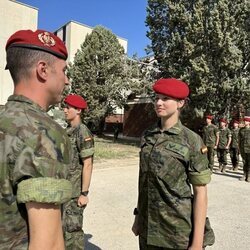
<box><xmin>188</xmin><ymin>135</ymin><xmax>211</xmax><ymax>185</ymax></box>
<box><xmin>17</xmin><ymin>177</ymin><xmax>72</xmax><ymax>205</ymax></box>
<box><xmin>80</xmin><ymin>147</ymin><xmax>95</xmax><ymax>158</ymax></box>
<box><xmin>188</xmin><ymin>169</ymin><xmax>212</xmax><ymax>185</ymax></box>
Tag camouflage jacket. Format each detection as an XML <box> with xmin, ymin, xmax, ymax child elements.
<box><xmin>230</xmin><ymin>128</ymin><xmax>239</xmax><ymax>148</ymax></box>
<box><xmin>0</xmin><ymin>95</ymin><xmax>72</xmax><ymax>249</ymax></box>
<box><xmin>202</xmin><ymin>124</ymin><xmax>219</xmax><ymax>147</ymax></box>
<box><xmin>239</xmin><ymin>126</ymin><xmax>250</xmax><ymax>154</ymax></box>
<box><xmin>218</xmin><ymin>128</ymin><xmax>231</xmax><ymax>149</ymax></box>
<box><xmin>138</xmin><ymin>120</ymin><xmax>211</xmax><ymax>249</ymax></box>
<box><xmin>66</xmin><ymin>123</ymin><xmax>94</xmax><ymax>198</ymax></box>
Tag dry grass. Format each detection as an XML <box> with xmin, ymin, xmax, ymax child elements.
<box><xmin>94</xmin><ymin>137</ymin><xmax>139</xmax><ymax>160</ymax></box>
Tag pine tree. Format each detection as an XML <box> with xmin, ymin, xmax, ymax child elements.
<box><xmin>68</xmin><ymin>26</ymin><xmax>131</xmax><ymax>133</ymax></box>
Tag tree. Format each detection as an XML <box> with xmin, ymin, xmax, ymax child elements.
<box><xmin>126</xmin><ymin>55</ymin><xmax>160</xmax><ymax>97</ymax></box>
<box><xmin>146</xmin><ymin>0</ymin><xmax>250</xmax><ymax>119</ymax></box>
<box><xmin>68</xmin><ymin>26</ymin><xmax>131</xmax><ymax>133</ymax></box>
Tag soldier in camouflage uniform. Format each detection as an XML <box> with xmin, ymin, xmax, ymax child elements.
<box><xmin>132</xmin><ymin>78</ymin><xmax>213</xmax><ymax>249</ymax></box>
<box><xmin>229</xmin><ymin>120</ymin><xmax>240</xmax><ymax>171</ymax></box>
<box><xmin>216</xmin><ymin>118</ymin><xmax>232</xmax><ymax>173</ymax></box>
<box><xmin>202</xmin><ymin>115</ymin><xmax>219</xmax><ymax>172</ymax></box>
<box><xmin>239</xmin><ymin>111</ymin><xmax>250</xmax><ymax>182</ymax></box>
<box><xmin>0</xmin><ymin>30</ymin><xmax>72</xmax><ymax>249</ymax></box>
<box><xmin>63</xmin><ymin>94</ymin><xmax>95</xmax><ymax>250</ymax></box>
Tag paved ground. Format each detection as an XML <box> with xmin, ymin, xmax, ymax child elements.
<box><xmin>84</xmin><ymin>157</ymin><xmax>250</xmax><ymax>250</ymax></box>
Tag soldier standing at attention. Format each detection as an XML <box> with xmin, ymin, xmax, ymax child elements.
<box><xmin>217</xmin><ymin>118</ymin><xmax>232</xmax><ymax>173</ymax></box>
<box><xmin>239</xmin><ymin>110</ymin><xmax>250</xmax><ymax>182</ymax></box>
<box><xmin>229</xmin><ymin>120</ymin><xmax>240</xmax><ymax>171</ymax></box>
<box><xmin>132</xmin><ymin>78</ymin><xmax>214</xmax><ymax>249</ymax></box>
<box><xmin>63</xmin><ymin>94</ymin><xmax>95</xmax><ymax>249</ymax></box>
<box><xmin>0</xmin><ymin>30</ymin><xmax>72</xmax><ymax>249</ymax></box>
<box><xmin>202</xmin><ymin>115</ymin><xmax>219</xmax><ymax>172</ymax></box>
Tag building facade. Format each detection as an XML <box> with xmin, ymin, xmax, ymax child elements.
<box><xmin>0</xmin><ymin>0</ymin><xmax>38</xmax><ymax>105</ymax></box>
<box><xmin>54</xmin><ymin>20</ymin><xmax>128</xmax><ymax>63</ymax></box>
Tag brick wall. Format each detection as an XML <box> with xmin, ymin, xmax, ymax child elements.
<box><xmin>123</xmin><ymin>103</ymin><xmax>158</xmax><ymax>137</ymax></box>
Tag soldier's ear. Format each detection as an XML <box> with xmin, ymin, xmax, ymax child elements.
<box><xmin>36</xmin><ymin>60</ymin><xmax>48</xmax><ymax>81</ymax></box>
<box><xmin>76</xmin><ymin>108</ymin><xmax>82</xmax><ymax>115</ymax></box>
<box><xmin>177</xmin><ymin>99</ymin><xmax>185</xmax><ymax>109</ymax></box>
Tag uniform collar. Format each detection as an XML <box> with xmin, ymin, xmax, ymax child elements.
<box><xmin>67</xmin><ymin>122</ymin><xmax>82</xmax><ymax>134</ymax></box>
<box><xmin>7</xmin><ymin>95</ymin><xmax>46</xmax><ymax>112</ymax></box>
<box><xmin>147</xmin><ymin>120</ymin><xmax>183</xmax><ymax>135</ymax></box>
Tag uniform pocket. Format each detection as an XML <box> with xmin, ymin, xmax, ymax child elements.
<box><xmin>157</xmin><ymin>154</ymin><xmax>191</xmax><ymax>198</ymax></box>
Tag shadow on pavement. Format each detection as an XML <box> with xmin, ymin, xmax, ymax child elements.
<box><xmin>212</xmin><ymin>171</ymin><xmax>243</xmax><ymax>179</ymax></box>
<box><xmin>85</xmin><ymin>234</ymin><xmax>102</xmax><ymax>250</ymax></box>
<box><xmin>212</xmin><ymin>164</ymin><xmax>244</xmax><ymax>179</ymax></box>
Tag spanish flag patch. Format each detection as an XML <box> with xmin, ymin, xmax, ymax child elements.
<box><xmin>201</xmin><ymin>146</ymin><xmax>208</xmax><ymax>154</ymax></box>
<box><xmin>84</xmin><ymin>137</ymin><xmax>92</xmax><ymax>142</ymax></box>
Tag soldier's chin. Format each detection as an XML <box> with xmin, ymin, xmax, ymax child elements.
<box><xmin>51</xmin><ymin>95</ymin><xmax>62</xmax><ymax>106</ymax></box>
<box><xmin>155</xmin><ymin>111</ymin><xmax>165</xmax><ymax>117</ymax></box>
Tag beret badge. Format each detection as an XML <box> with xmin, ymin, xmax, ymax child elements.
<box><xmin>38</xmin><ymin>32</ymin><xmax>56</xmax><ymax>47</ymax></box>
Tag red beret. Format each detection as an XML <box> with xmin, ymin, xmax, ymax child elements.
<box><xmin>219</xmin><ymin>118</ymin><xmax>227</xmax><ymax>123</ymax></box>
<box><xmin>152</xmin><ymin>78</ymin><xmax>189</xmax><ymax>99</ymax></box>
<box><xmin>205</xmin><ymin>115</ymin><xmax>213</xmax><ymax>120</ymax></box>
<box><xmin>244</xmin><ymin>117</ymin><xmax>250</xmax><ymax>122</ymax></box>
<box><xmin>232</xmin><ymin>120</ymin><xmax>239</xmax><ymax>124</ymax></box>
<box><xmin>64</xmin><ymin>94</ymin><xmax>87</xmax><ymax>109</ymax></box>
<box><xmin>6</xmin><ymin>29</ymin><xmax>67</xmax><ymax>60</ymax></box>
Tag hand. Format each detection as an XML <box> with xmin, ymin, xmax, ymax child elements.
<box><xmin>214</xmin><ymin>145</ymin><xmax>217</xmax><ymax>149</ymax></box>
<box><xmin>77</xmin><ymin>195</ymin><xmax>89</xmax><ymax>207</ymax></box>
<box><xmin>132</xmin><ymin>216</ymin><xmax>139</xmax><ymax>236</ymax></box>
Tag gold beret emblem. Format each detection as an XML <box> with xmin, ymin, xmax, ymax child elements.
<box><xmin>38</xmin><ymin>32</ymin><xmax>56</xmax><ymax>47</ymax></box>
<box><xmin>201</xmin><ymin>146</ymin><xmax>208</xmax><ymax>154</ymax></box>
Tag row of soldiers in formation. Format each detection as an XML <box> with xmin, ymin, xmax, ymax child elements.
<box><xmin>202</xmin><ymin>112</ymin><xmax>250</xmax><ymax>182</ymax></box>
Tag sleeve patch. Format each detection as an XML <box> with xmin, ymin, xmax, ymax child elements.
<box><xmin>201</xmin><ymin>146</ymin><xmax>208</xmax><ymax>154</ymax></box>
<box><xmin>84</xmin><ymin>137</ymin><xmax>92</xmax><ymax>142</ymax></box>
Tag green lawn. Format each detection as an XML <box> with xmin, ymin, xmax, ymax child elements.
<box><xmin>94</xmin><ymin>137</ymin><xmax>140</xmax><ymax>160</ymax></box>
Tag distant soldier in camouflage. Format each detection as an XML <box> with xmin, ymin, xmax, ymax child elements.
<box><xmin>239</xmin><ymin>111</ymin><xmax>250</xmax><ymax>182</ymax></box>
<box><xmin>229</xmin><ymin>120</ymin><xmax>240</xmax><ymax>171</ymax></box>
<box><xmin>202</xmin><ymin>115</ymin><xmax>219</xmax><ymax>171</ymax></box>
<box><xmin>217</xmin><ymin>118</ymin><xmax>232</xmax><ymax>173</ymax></box>
<box><xmin>0</xmin><ymin>30</ymin><xmax>72</xmax><ymax>249</ymax></box>
<box><xmin>132</xmin><ymin>78</ymin><xmax>214</xmax><ymax>249</ymax></box>
<box><xmin>63</xmin><ymin>94</ymin><xmax>95</xmax><ymax>250</ymax></box>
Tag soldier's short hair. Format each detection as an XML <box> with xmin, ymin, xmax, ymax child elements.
<box><xmin>6</xmin><ymin>47</ymin><xmax>56</xmax><ymax>84</ymax></box>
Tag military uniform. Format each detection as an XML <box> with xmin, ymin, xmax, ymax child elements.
<box><xmin>138</xmin><ymin>120</ymin><xmax>211</xmax><ymax>249</ymax></box>
<box><xmin>239</xmin><ymin>125</ymin><xmax>250</xmax><ymax>181</ymax></box>
<box><xmin>202</xmin><ymin>124</ymin><xmax>219</xmax><ymax>171</ymax></box>
<box><xmin>217</xmin><ymin>128</ymin><xmax>231</xmax><ymax>172</ymax></box>
<box><xmin>0</xmin><ymin>95</ymin><xmax>72</xmax><ymax>249</ymax></box>
<box><xmin>63</xmin><ymin>123</ymin><xmax>94</xmax><ymax>250</ymax></box>
<box><xmin>229</xmin><ymin>127</ymin><xmax>240</xmax><ymax>171</ymax></box>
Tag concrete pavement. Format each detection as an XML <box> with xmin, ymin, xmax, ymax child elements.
<box><xmin>84</xmin><ymin>158</ymin><xmax>250</xmax><ymax>250</ymax></box>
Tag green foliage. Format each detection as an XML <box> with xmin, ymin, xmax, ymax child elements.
<box><xmin>146</xmin><ymin>0</ymin><xmax>250</xmax><ymax>117</ymax></box>
<box><xmin>125</xmin><ymin>55</ymin><xmax>160</xmax><ymax>97</ymax></box>
<box><xmin>68</xmin><ymin>26</ymin><xmax>130</xmax><ymax>130</ymax></box>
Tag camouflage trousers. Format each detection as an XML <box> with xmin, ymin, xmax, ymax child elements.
<box><xmin>207</xmin><ymin>146</ymin><xmax>215</xmax><ymax>171</ymax></box>
<box><xmin>229</xmin><ymin>148</ymin><xmax>239</xmax><ymax>167</ymax></box>
<box><xmin>63</xmin><ymin>198</ymin><xmax>85</xmax><ymax>250</ymax></box>
<box><xmin>217</xmin><ymin>148</ymin><xmax>228</xmax><ymax>166</ymax></box>
<box><xmin>139</xmin><ymin>236</ymin><xmax>192</xmax><ymax>250</ymax></box>
<box><xmin>242</xmin><ymin>153</ymin><xmax>250</xmax><ymax>176</ymax></box>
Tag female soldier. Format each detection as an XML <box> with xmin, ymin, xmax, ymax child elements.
<box><xmin>132</xmin><ymin>78</ymin><xmax>213</xmax><ymax>249</ymax></box>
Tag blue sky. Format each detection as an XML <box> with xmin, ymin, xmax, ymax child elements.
<box><xmin>20</xmin><ymin>0</ymin><xmax>151</xmax><ymax>57</ymax></box>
